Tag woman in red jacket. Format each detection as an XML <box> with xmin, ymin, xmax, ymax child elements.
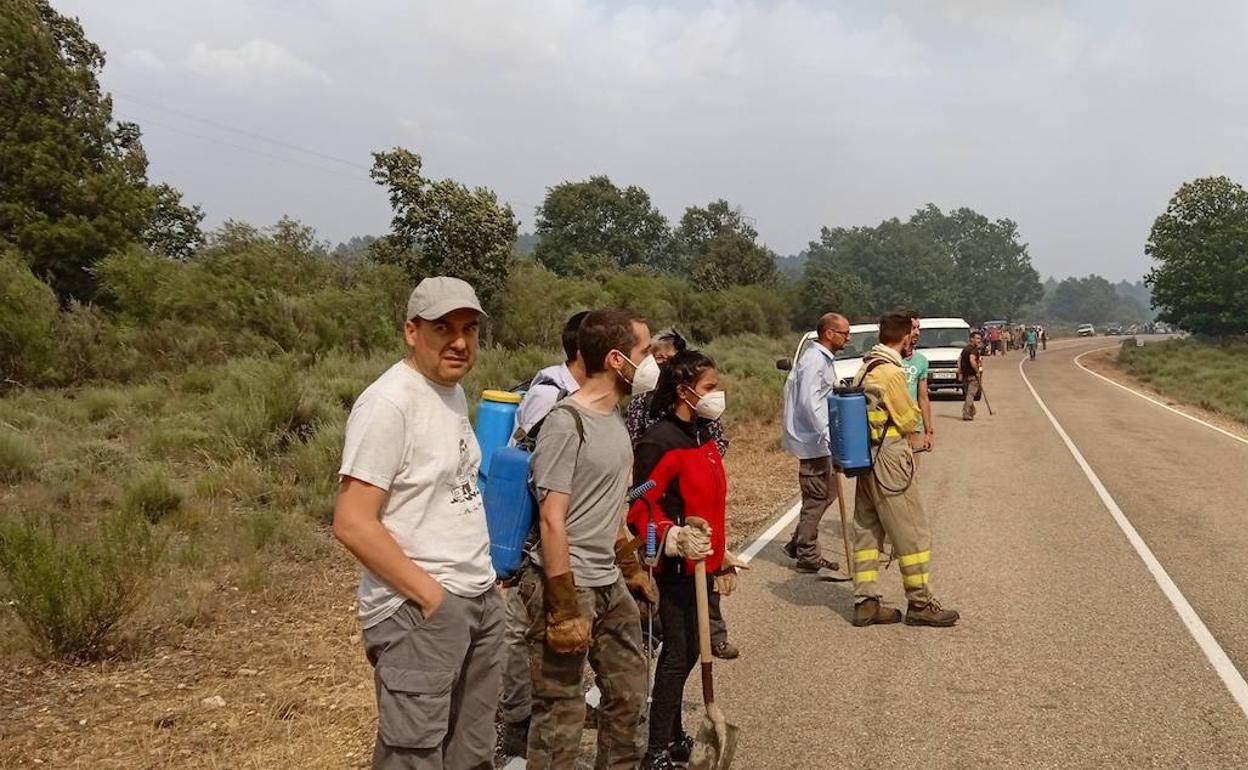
<box><xmin>628</xmin><ymin>348</ymin><xmax>747</xmax><ymax>770</ymax></box>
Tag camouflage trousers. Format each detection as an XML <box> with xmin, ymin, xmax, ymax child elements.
<box><xmin>518</xmin><ymin>565</ymin><xmax>646</xmax><ymax>770</ymax></box>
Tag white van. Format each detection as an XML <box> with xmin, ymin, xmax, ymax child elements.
<box><xmin>779</xmin><ymin>317</ymin><xmax>974</xmax><ymax>397</ymax></box>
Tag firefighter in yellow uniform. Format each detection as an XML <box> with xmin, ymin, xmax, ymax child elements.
<box><xmin>849</xmin><ymin>311</ymin><xmax>960</xmax><ymax>628</ymax></box>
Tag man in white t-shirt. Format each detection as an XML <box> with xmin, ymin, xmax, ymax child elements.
<box><xmin>333</xmin><ymin>276</ymin><xmax>503</xmax><ymax>770</ymax></box>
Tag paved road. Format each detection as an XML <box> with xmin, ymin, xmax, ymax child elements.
<box><xmin>704</xmin><ymin>336</ymin><xmax>1248</xmax><ymax>768</ymax></box>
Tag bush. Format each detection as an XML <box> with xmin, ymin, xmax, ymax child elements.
<box><xmin>123</xmin><ymin>468</ymin><xmax>184</xmax><ymax>524</ymax></box>
<box><xmin>0</xmin><ymin>508</ymin><xmax>161</xmax><ymax>660</ymax></box>
<box><xmin>0</xmin><ymin>249</ymin><xmax>59</xmax><ymax>385</ymax></box>
<box><xmin>0</xmin><ymin>429</ymin><xmax>38</xmax><ymax>483</ymax></box>
<box><xmin>208</xmin><ymin>358</ymin><xmax>310</xmax><ymax>456</ymax></box>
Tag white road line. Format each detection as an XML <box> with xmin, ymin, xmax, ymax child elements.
<box><xmin>1018</xmin><ymin>356</ymin><xmax>1248</xmax><ymax>719</ymax></box>
<box><xmin>738</xmin><ymin>499</ymin><xmax>801</xmax><ymax>563</ymax></box>
<box><xmin>1073</xmin><ymin>346</ymin><xmax>1248</xmax><ymax>448</ymax></box>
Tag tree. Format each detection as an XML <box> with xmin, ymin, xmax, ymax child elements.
<box><xmin>533</xmin><ymin>176</ymin><xmax>674</xmax><ymax>275</ymax></box>
<box><xmin>814</xmin><ymin>218</ymin><xmax>959</xmax><ymax>316</ymax></box>
<box><xmin>0</xmin><ymin>1</ymin><xmax>197</xmax><ymax>298</ymax></box>
<box><xmin>675</xmin><ymin>200</ymin><xmax>777</xmax><ymax>290</ymax></box>
<box><xmin>909</xmin><ymin>204</ymin><xmax>1042</xmax><ymax>321</ymax></box>
<box><xmin>1146</xmin><ymin>176</ymin><xmax>1248</xmax><ymax>337</ymax></box>
<box><xmin>1048</xmin><ymin>275</ymin><xmax>1119</xmax><ymax>324</ymax></box>
<box><xmin>796</xmin><ymin>243</ymin><xmax>869</xmax><ymax>328</ymax></box>
<box><xmin>369</xmin><ymin>148</ymin><xmax>518</xmax><ymax>310</ymax></box>
<box><xmin>142</xmin><ymin>183</ymin><xmax>204</xmax><ymax>260</ymax></box>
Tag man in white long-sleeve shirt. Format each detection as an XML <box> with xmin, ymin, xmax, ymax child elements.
<box><xmin>511</xmin><ymin>311</ymin><xmax>589</xmax><ymax>446</ymax></box>
<box><xmin>781</xmin><ymin>312</ymin><xmax>851</xmax><ymax>572</ymax></box>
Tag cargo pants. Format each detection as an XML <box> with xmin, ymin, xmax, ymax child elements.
<box><xmin>362</xmin><ymin>589</ymin><xmax>505</xmax><ymax>770</ymax></box>
<box><xmin>519</xmin><ymin>565</ymin><xmax>646</xmax><ymax>770</ymax></box>
<box><xmin>962</xmin><ymin>376</ymin><xmax>980</xmax><ymax>420</ymax></box>
<box><xmin>851</xmin><ymin>438</ymin><xmax>934</xmax><ymax>606</ymax></box>
<box><xmin>499</xmin><ymin>586</ymin><xmax>532</xmax><ymax>726</ymax></box>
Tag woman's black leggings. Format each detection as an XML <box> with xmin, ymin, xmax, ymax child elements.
<box><xmin>647</xmin><ymin>572</ymin><xmax>705</xmax><ymax>754</ymax></box>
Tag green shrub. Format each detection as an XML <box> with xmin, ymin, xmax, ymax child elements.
<box><xmin>78</xmin><ymin>388</ymin><xmax>128</xmax><ymax>422</ymax></box>
<box><xmin>0</xmin><ymin>430</ymin><xmax>38</xmax><ymax>482</ymax></box>
<box><xmin>0</xmin><ymin>508</ymin><xmax>161</xmax><ymax>660</ymax></box>
<box><xmin>123</xmin><ymin>468</ymin><xmax>185</xmax><ymax>524</ymax></box>
<box><xmin>0</xmin><ymin>249</ymin><xmax>59</xmax><ymax>385</ymax></box>
<box><xmin>208</xmin><ymin>358</ymin><xmax>307</xmax><ymax>456</ymax></box>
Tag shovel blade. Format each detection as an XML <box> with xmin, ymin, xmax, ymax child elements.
<box><xmin>688</xmin><ymin>712</ymin><xmax>740</xmax><ymax>770</ymax></box>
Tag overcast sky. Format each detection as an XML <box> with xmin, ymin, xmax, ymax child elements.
<box><xmin>60</xmin><ymin>0</ymin><xmax>1248</xmax><ymax>282</ymax></box>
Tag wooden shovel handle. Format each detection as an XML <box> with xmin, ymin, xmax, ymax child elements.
<box><xmin>694</xmin><ymin>557</ymin><xmax>714</xmax><ymax>705</ymax></box>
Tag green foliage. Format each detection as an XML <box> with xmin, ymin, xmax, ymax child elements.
<box><xmin>1146</xmin><ymin>176</ymin><xmax>1248</xmax><ymax>337</ymax></box>
<box><xmin>369</xmin><ymin>148</ymin><xmax>518</xmax><ymax>311</ymax></box>
<box><xmin>141</xmin><ymin>183</ymin><xmax>205</xmax><ymax>260</ymax></box>
<box><xmin>0</xmin><ymin>429</ymin><xmax>38</xmax><ymax>483</ymax></box>
<box><xmin>675</xmin><ymin>200</ymin><xmax>777</xmax><ymax>290</ymax></box>
<box><xmin>1118</xmin><ymin>338</ymin><xmax>1248</xmax><ymax>424</ymax></box>
<box><xmin>0</xmin><ymin>1</ymin><xmax>191</xmax><ymax>300</ymax></box>
<box><xmin>534</xmin><ymin>176</ymin><xmax>675</xmax><ymax>275</ymax></box>
<box><xmin>0</xmin><ymin>508</ymin><xmax>160</xmax><ymax>660</ymax></box>
<box><xmin>122</xmin><ymin>467</ymin><xmax>184</xmax><ymax>524</ymax></box>
<box><xmin>1048</xmin><ymin>275</ymin><xmax>1120</xmax><ymax>324</ymax></box>
<box><xmin>0</xmin><ymin>248</ymin><xmax>59</xmax><ymax>384</ymax></box>
<box><xmin>207</xmin><ymin>358</ymin><xmax>312</xmax><ymax>457</ymax></box>
<box><xmin>799</xmin><ymin>204</ymin><xmax>1042</xmax><ymax>325</ymax></box>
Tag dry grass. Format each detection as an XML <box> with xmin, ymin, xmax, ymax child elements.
<box><xmin>0</xmin><ymin>334</ymin><xmax>801</xmax><ymax>766</ymax></box>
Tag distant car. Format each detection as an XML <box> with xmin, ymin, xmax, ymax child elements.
<box><xmin>1104</xmin><ymin>324</ymin><xmax>1123</xmax><ymax>336</ymax></box>
<box><xmin>1076</xmin><ymin>324</ymin><xmax>1096</xmax><ymax>337</ymax></box>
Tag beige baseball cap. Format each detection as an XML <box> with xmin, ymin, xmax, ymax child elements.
<box><xmin>406</xmin><ymin>276</ymin><xmax>486</xmax><ymax>321</ymax></box>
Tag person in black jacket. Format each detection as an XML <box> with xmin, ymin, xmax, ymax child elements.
<box><xmin>627</xmin><ymin>349</ymin><xmax>748</xmax><ymax>770</ymax></box>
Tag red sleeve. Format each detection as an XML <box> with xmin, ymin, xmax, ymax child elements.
<box><xmin>627</xmin><ymin>451</ymin><xmax>682</xmax><ymax>551</ymax></box>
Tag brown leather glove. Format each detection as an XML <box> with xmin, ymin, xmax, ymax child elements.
<box><xmin>615</xmin><ymin>532</ymin><xmax>659</xmax><ymax>613</ymax></box>
<box><xmin>713</xmin><ymin>549</ymin><xmax>750</xmax><ymax>597</ymax></box>
<box><xmin>543</xmin><ymin>571</ymin><xmax>590</xmax><ymax>655</ymax></box>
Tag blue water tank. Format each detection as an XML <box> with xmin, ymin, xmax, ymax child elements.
<box><xmin>476</xmin><ymin>390</ymin><xmax>522</xmax><ymax>481</ymax></box>
<box><xmin>828</xmin><ymin>391</ymin><xmax>872</xmax><ymax>474</ymax></box>
<box><xmin>483</xmin><ymin>446</ymin><xmax>537</xmax><ymax>579</ymax></box>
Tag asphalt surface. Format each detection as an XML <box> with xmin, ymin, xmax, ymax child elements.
<box><xmin>701</xmin><ymin>336</ymin><xmax>1248</xmax><ymax>768</ymax></box>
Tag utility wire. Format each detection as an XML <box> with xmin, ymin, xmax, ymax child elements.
<box><xmin>112</xmin><ymin>90</ymin><xmax>369</xmax><ymax>171</ymax></box>
<box><xmin>126</xmin><ymin>113</ymin><xmax>373</xmax><ymax>184</ymax></box>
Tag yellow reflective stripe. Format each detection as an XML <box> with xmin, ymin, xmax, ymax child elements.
<box><xmin>853</xmin><ymin>548</ymin><xmax>880</xmax><ymax>562</ymax></box>
<box><xmin>867</xmin><ymin>410</ymin><xmax>888</xmax><ymax>419</ymax></box>
<box><xmin>869</xmin><ymin>426</ymin><xmax>902</xmax><ymax>439</ymax></box>
<box><xmin>854</xmin><ymin>570</ymin><xmax>879</xmax><ymax>583</ymax></box>
<box><xmin>902</xmin><ymin>572</ymin><xmax>930</xmax><ymax>588</ymax></box>
<box><xmin>898</xmin><ymin>550</ymin><xmax>931</xmax><ymax>568</ymax></box>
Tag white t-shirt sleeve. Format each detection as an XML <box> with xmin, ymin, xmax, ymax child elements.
<box><xmin>339</xmin><ymin>394</ymin><xmax>406</xmax><ymax>490</ymax></box>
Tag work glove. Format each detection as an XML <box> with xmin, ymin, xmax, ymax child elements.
<box><xmin>664</xmin><ymin>519</ymin><xmax>712</xmax><ymax>560</ymax></box>
<box><xmin>615</xmin><ymin>532</ymin><xmax>659</xmax><ymax>615</ymax></box>
<box><xmin>714</xmin><ymin>549</ymin><xmax>750</xmax><ymax>597</ymax></box>
<box><xmin>542</xmin><ymin>572</ymin><xmax>590</xmax><ymax>655</ymax></box>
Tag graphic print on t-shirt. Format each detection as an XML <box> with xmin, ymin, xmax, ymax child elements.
<box><xmin>450</xmin><ymin>416</ymin><xmax>482</xmax><ymax>506</ymax></box>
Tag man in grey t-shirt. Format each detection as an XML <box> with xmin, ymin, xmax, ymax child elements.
<box><xmin>333</xmin><ymin>277</ymin><xmax>504</xmax><ymax>770</ymax></box>
<box><xmin>519</xmin><ymin>308</ymin><xmax>655</xmax><ymax>770</ymax></box>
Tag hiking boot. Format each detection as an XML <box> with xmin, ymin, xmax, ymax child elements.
<box><xmin>711</xmin><ymin>640</ymin><xmax>739</xmax><ymax>660</ymax></box>
<box><xmin>668</xmin><ymin>732</ymin><xmax>694</xmax><ymax>763</ymax></box>
<box><xmin>852</xmin><ymin>598</ymin><xmax>902</xmax><ymax>627</ymax></box>
<box><xmin>640</xmin><ymin>750</ymin><xmax>678</xmax><ymax>770</ymax></box>
<box><xmin>782</xmin><ymin>539</ymin><xmax>797</xmax><ymax>560</ymax></box>
<box><xmin>905</xmin><ymin>599</ymin><xmax>960</xmax><ymax>627</ymax></box>
<box><xmin>794</xmin><ymin>556</ymin><xmax>839</xmax><ymax>573</ymax></box>
<box><xmin>497</xmin><ymin>717</ymin><xmax>529</xmax><ymax>758</ymax></box>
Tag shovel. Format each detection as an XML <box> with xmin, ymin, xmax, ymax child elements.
<box><xmin>980</xmin><ymin>380</ymin><xmax>995</xmax><ymax>416</ymax></box>
<box><xmin>689</xmin><ymin>554</ymin><xmax>739</xmax><ymax>770</ymax></box>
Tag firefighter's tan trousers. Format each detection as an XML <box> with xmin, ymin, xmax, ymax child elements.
<box><xmin>851</xmin><ymin>437</ymin><xmax>934</xmax><ymax>605</ymax></box>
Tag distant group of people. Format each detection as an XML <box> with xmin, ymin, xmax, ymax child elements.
<box><xmin>331</xmin><ymin>277</ymin><xmax>975</xmax><ymax>769</ymax></box>
<box><xmin>978</xmin><ymin>323</ymin><xmax>1046</xmax><ymax>358</ymax></box>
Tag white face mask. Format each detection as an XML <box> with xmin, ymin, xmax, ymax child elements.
<box><xmin>617</xmin><ymin>352</ymin><xmax>660</xmax><ymax>396</ymax></box>
<box><xmin>691</xmin><ymin>390</ymin><xmax>726</xmax><ymax>421</ymax></box>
